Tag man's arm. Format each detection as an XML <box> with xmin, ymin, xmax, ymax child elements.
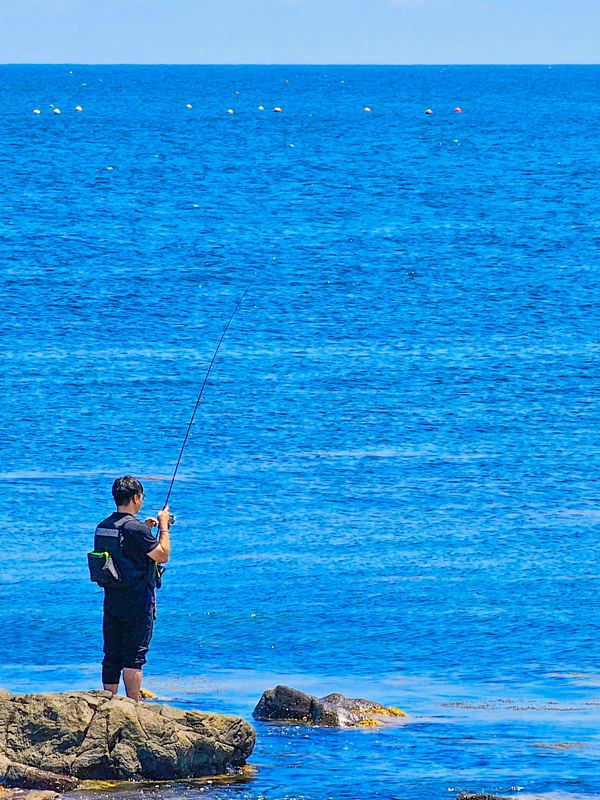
<box><xmin>147</xmin><ymin>506</ymin><xmax>171</xmax><ymax>564</ymax></box>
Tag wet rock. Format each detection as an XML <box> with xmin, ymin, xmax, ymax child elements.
<box><xmin>0</xmin><ymin>690</ymin><xmax>255</xmax><ymax>786</ymax></box>
<box><xmin>253</xmin><ymin>685</ymin><xmax>407</xmax><ymax>727</ymax></box>
<box><xmin>0</xmin><ymin>792</ymin><xmax>54</xmax><ymax>800</ymax></box>
<box><xmin>457</xmin><ymin>795</ymin><xmax>515</xmax><ymax>800</ymax></box>
<box><xmin>0</xmin><ymin>789</ymin><xmax>62</xmax><ymax>800</ymax></box>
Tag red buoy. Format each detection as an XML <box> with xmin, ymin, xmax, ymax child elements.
<box><xmin>274</xmin><ymin>107</ymin><xmax>282</xmax><ymax>112</ymax></box>
<box><xmin>285</xmin><ymin>80</ymin><xmax>289</xmax><ymax>84</ymax></box>
<box><xmin>426</xmin><ymin>109</ymin><xmax>432</xmax><ymax>115</ymax></box>
<box><xmin>454</xmin><ymin>107</ymin><xmax>461</xmax><ymax>113</ymax></box>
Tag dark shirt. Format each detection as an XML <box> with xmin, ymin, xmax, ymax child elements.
<box><xmin>99</xmin><ymin>512</ymin><xmax>159</xmax><ymax>609</ymax></box>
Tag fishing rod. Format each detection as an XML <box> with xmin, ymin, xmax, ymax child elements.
<box><xmin>163</xmin><ymin>278</ymin><xmax>256</xmax><ymax>508</ymax></box>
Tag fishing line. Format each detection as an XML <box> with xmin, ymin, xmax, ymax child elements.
<box><xmin>163</xmin><ymin>277</ymin><xmax>256</xmax><ymax>507</ymax></box>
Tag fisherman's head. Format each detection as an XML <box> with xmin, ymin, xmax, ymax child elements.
<box><xmin>112</xmin><ymin>475</ymin><xmax>145</xmax><ymax>512</ymax></box>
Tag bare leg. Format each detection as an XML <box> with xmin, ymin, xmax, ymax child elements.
<box><xmin>103</xmin><ymin>683</ymin><xmax>119</xmax><ymax>695</ymax></box>
<box><xmin>123</xmin><ymin>668</ymin><xmax>143</xmax><ymax>702</ymax></box>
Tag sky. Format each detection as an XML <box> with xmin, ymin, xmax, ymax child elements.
<box><xmin>1</xmin><ymin>0</ymin><xmax>599</xmax><ymax>64</ymax></box>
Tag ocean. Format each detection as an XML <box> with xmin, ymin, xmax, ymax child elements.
<box><xmin>1</xmin><ymin>64</ymin><xmax>600</xmax><ymax>800</ymax></box>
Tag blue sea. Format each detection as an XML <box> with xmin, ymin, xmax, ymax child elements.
<box><xmin>2</xmin><ymin>64</ymin><xmax>600</xmax><ymax>800</ymax></box>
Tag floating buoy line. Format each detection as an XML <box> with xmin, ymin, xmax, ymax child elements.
<box><xmin>30</xmin><ymin>97</ymin><xmax>463</xmax><ymax>117</ymax></box>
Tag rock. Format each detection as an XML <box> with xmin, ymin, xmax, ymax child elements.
<box><xmin>0</xmin><ymin>690</ymin><xmax>255</xmax><ymax>786</ymax></box>
<box><xmin>0</xmin><ymin>756</ymin><xmax>77</xmax><ymax>791</ymax></box>
<box><xmin>253</xmin><ymin>685</ymin><xmax>407</xmax><ymax>727</ymax></box>
<box><xmin>0</xmin><ymin>790</ymin><xmax>61</xmax><ymax>800</ymax></box>
<box><xmin>457</xmin><ymin>795</ymin><xmax>515</xmax><ymax>800</ymax></box>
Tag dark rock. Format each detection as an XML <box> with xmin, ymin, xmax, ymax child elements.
<box><xmin>0</xmin><ymin>690</ymin><xmax>255</xmax><ymax>786</ymax></box>
<box><xmin>253</xmin><ymin>685</ymin><xmax>407</xmax><ymax>727</ymax></box>
<box><xmin>254</xmin><ymin>684</ymin><xmax>316</xmax><ymax>722</ymax></box>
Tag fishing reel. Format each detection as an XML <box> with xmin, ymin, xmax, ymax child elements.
<box><xmin>147</xmin><ymin>512</ymin><xmax>176</xmax><ymax>529</ymax></box>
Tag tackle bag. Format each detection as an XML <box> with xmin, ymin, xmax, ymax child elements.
<box><xmin>87</xmin><ymin>550</ymin><xmax>122</xmax><ymax>588</ymax></box>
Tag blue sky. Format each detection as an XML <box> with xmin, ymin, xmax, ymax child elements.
<box><xmin>2</xmin><ymin>0</ymin><xmax>598</xmax><ymax>64</ymax></box>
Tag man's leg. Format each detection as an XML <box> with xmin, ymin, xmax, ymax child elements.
<box><xmin>122</xmin><ymin>668</ymin><xmax>143</xmax><ymax>701</ymax></box>
<box><xmin>121</xmin><ymin>600</ymin><xmax>154</xmax><ymax>702</ymax></box>
<box><xmin>102</xmin><ymin>604</ymin><xmax>123</xmax><ymax>694</ymax></box>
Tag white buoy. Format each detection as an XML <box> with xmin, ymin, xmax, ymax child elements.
<box><xmin>258</xmin><ymin>106</ymin><xmax>264</xmax><ymax>110</ymax></box>
<box><xmin>186</xmin><ymin>104</ymin><xmax>192</xmax><ymax>108</ymax></box>
<box><xmin>75</xmin><ymin>106</ymin><xmax>82</xmax><ymax>112</ymax></box>
<box><xmin>364</xmin><ymin>107</ymin><xmax>371</xmax><ymax>112</ymax></box>
<box><xmin>227</xmin><ymin>109</ymin><xmax>233</xmax><ymax>114</ymax></box>
<box><xmin>33</xmin><ymin>109</ymin><xmax>40</xmax><ymax>114</ymax></box>
<box><xmin>54</xmin><ymin>108</ymin><xmax>61</xmax><ymax>114</ymax></box>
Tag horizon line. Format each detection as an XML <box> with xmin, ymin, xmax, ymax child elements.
<box><xmin>1</xmin><ymin>62</ymin><xmax>599</xmax><ymax>67</ymax></box>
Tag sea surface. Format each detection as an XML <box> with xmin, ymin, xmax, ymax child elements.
<box><xmin>1</xmin><ymin>64</ymin><xmax>600</xmax><ymax>800</ymax></box>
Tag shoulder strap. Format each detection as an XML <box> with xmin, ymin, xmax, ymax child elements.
<box><xmin>113</xmin><ymin>514</ymin><xmax>135</xmax><ymax>529</ymax></box>
<box><xmin>113</xmin><ymin>514</ymin><xmax>135</xmax><ymax>548</ymax></box>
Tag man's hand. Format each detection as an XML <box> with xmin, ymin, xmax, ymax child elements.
<box><xmin>149</xmin><ymin>505</ymin><xmax>171</xmax><ymax>564</ymax></box>
<box><xmin>157</xmin><ymin>506</ymin><xmax>171</xmax><ymax>531</ymax></box>
<box><xmin>145</xmin><ymin>517</ymin><xmax>158</xmax><ymax>529</ymax></box>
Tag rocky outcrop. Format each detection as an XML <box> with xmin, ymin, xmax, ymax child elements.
<box><xmin>0</xmin><ymin>689</ymin><xmax>255</xmax><ymax>788</ymax></box>
<box><xmin>253</xmin><ymin>685</ymin><xmax>407</xmax><ymax>727</ymax></box>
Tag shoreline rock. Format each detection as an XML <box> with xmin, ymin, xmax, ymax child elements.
<box><xmin>253</xmin><ymin>685</ymin><xmax>407</xmax><ymax>727</ymax></box>
<box><xmin>0</xmin><ymin>689</ymin><xmax>255</xmax><ymax>788</ymax></box>
<box><xmin>457</xmin><ymin>795</ymin><xmax>516</xmax><ymax>800</ymax></box>
<box><xmin>0</xmin><ymin>791</ymin><xmax>62</xmax><ymax>800</ymax></box>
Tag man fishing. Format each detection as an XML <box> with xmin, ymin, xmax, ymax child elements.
<box><xmin>88</xmin><ymin>285</ymin><xmax>251</xmax><ymax>700</ymax></box>
<box><xmin>92</xmin><ymin>475</ymin><xmax>170</xmax><ymax>702</ymax></box>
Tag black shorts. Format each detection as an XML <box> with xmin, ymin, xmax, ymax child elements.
<box><xmin>102</xmin><ymin>593</ymin><xmax>154</xmax><ymax>685</ymax></box>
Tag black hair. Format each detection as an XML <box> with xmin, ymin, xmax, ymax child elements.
<box><xmin>112</xmin><ymin>475</ymin><xmax>144</xmax><ymax>506</ymax></box>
